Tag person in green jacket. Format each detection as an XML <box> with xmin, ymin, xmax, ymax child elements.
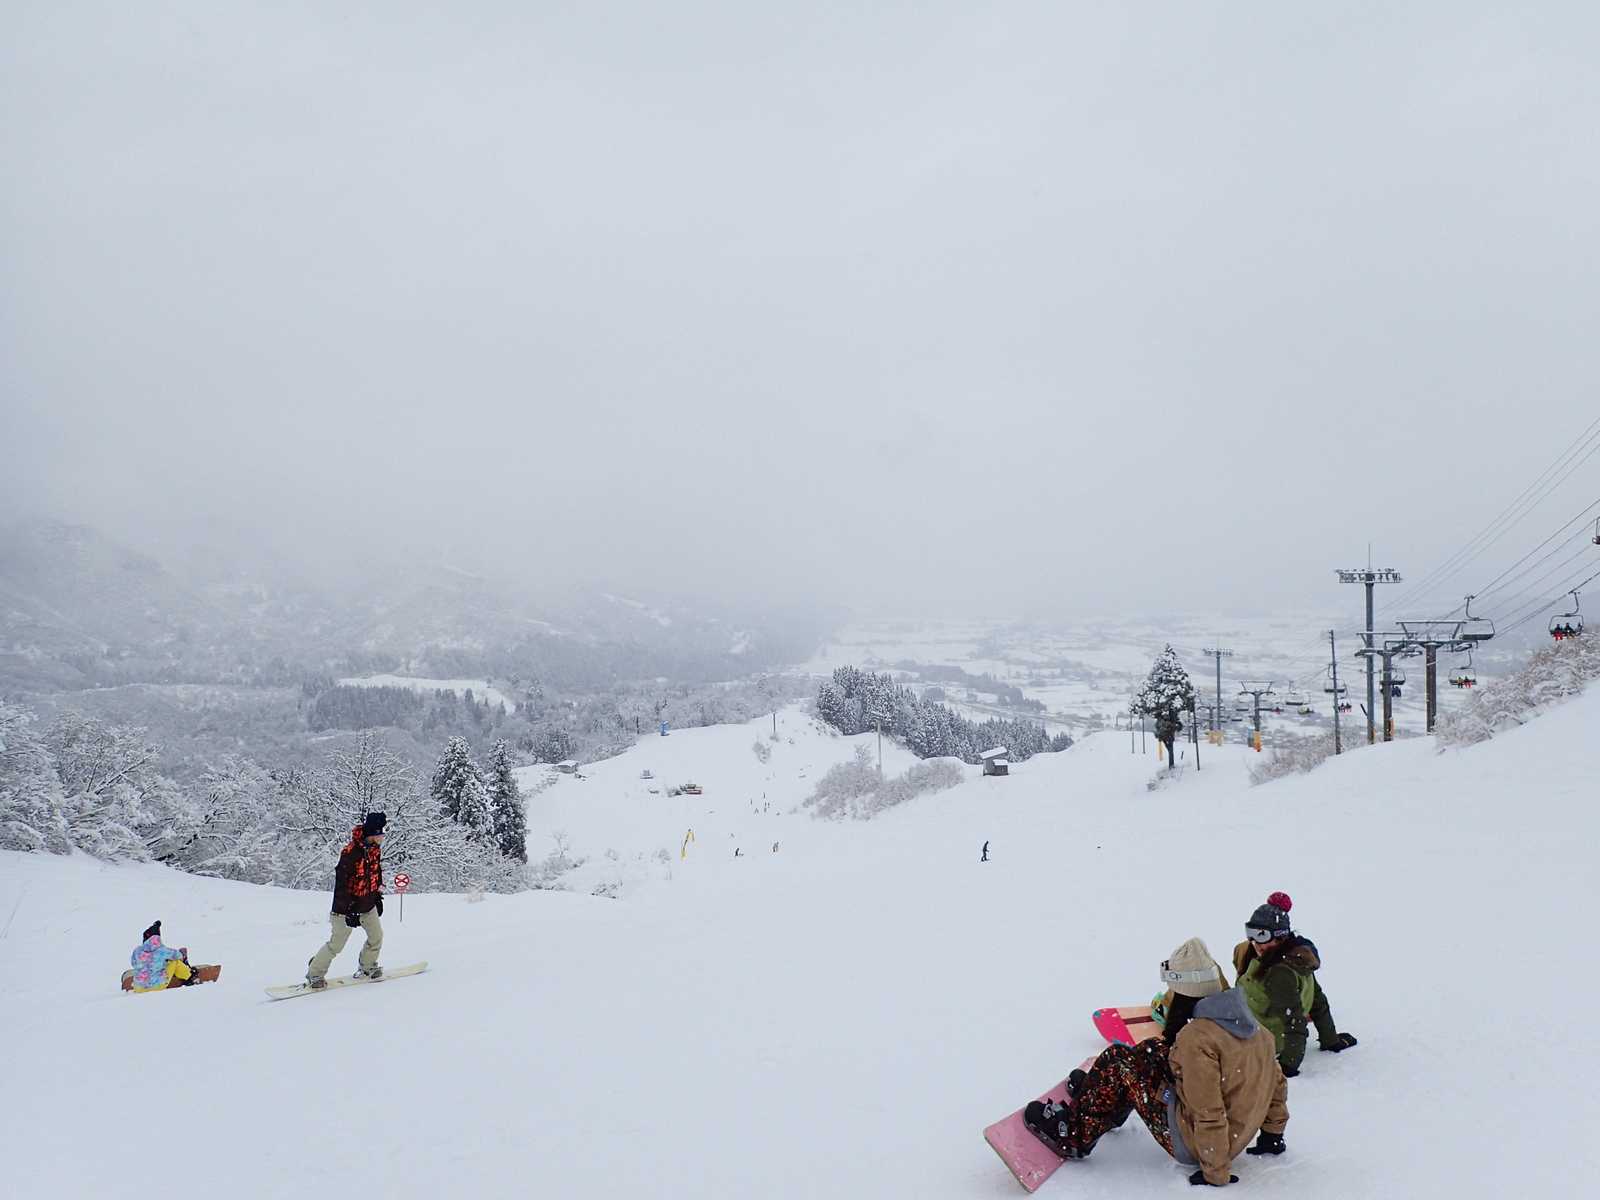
<box><xmin>1231</xmin><ymin>892</ymin><xmax>1357</xmax><ymax>1076</ymax></box>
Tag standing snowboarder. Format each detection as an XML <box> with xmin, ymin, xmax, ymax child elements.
<box><xmin>981</xmin><ymin>840</ymin><xmax>990</xmax><ymax>862</ymax></box>
<box><xmin>306</xmin><ymin>812</ymin><xmax>387</xmax><ymax>989</ymax></box>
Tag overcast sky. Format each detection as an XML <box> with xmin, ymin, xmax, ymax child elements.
<box><xmin>3</xmin><ymin>3</ymin><xmax>1597</xmax><ymax>618</ymax></box>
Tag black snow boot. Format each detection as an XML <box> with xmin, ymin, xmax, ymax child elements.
<box><xmin>1066</xmin><ymin>1069</ymin><xmax>1089</xmax><ymax>1099</ymax></box>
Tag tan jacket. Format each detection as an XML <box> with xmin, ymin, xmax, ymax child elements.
<box><xmin>1169</xmin><ymin>994</ymin><xmax>1291</xmax><ymax>1185</ymax></box>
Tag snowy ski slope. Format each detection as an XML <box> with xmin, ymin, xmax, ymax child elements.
<box><xmin>2</xmin><ymin>693</ymin><xmax>1596</xmax><ymax>1198</ymax></box>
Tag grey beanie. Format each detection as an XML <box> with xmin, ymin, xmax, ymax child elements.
<box><xmin>1246</xmin><ymin>901</ymin><xmax>1291</xmax><ymax>935</ymax></box>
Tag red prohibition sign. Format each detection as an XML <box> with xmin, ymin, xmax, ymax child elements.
<box><xmin>394</xmin><ymin>872</ymin><xmax>412</xmax><ymax>893</ymax></box>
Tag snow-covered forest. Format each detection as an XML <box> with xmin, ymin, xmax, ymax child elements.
<box><xmin>0</xmin><ymin>699</ymin><xmax>527</xmax><ymax>891</ymax></box>
<box><xmin>815</xmin><ymin>665</ymin><xmax>1074</xmax><ymax>762</ymax></box>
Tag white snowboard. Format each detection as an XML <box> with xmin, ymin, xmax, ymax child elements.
<box><xmin>265</xmin><ymin>961</ymin><xmax>428</xmax><ymax>1000</ymax></box>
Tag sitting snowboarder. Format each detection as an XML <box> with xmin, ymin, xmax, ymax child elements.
<box><xmin>1150</xmin><ymin>943</ymin><xmax>1230</xmax><ymax>1030</ymax></box>
<box><xmin>128</xmin><ymin>921</ymin><xmax>195</xmax><ymax>992</ymax></box>
<box><xmin>1232</xmin><ymin>892</ymin><xmax>1357</xmax><ymax>1076</ymax></box>
<box><xmin>1027</xmin><ymin>938</ymin><xmax>1289</xmax><ymax>1186</ymax></box>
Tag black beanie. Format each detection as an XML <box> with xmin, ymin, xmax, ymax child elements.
<box><xmin>362</xmin><ymin>811</ymin><xmax>387</xmax><ymax>836</ymax></box>
<box><xmin>142</xmin><ymin>920</ymin><xmax>162</xmax><ymax>941</ymax></box>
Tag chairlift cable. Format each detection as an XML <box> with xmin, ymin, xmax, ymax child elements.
<box><xmin>1388</xmin><ymin>415</ymin><xmax>1600</xmax><ymax>610</ymax></box>
<box><xmin>1497</xmin><ymin>566</ymin><xmax>1600</xmax><ymax>635</ymax></box>
<box><xmin>1456</xmin><ymin>494</ymin><xmax>1600</xmax><ymax>605</ymax></box>
<box><xmin>1473</xmin><ymin>542</ymin><xmax>1596</xmax><ymax>616</ymax></box>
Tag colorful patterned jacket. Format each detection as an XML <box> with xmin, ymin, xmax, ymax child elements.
<box><xmin>331</xmin><ymin>825</ymin><xmax>384</xmax><ymax>915</ymax></box>
<box><xmin>129</xmin><ymin>935</ymin><xmax>184</xmax><ymax>991</ymax></box>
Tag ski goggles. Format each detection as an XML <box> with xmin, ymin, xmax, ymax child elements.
<box><xmin>1245</xmin><ymin>926</ymin><xmax>1282</xmax><ymax>944</ymax></box>
<box><xmin>1159</xmin><ymin>961</ymin><xmax>1219</xmax><ymax>986</ymax></box>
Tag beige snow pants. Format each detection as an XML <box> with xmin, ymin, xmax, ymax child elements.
<box><xmin>307</xmin><ymin>909</ymin><xmax>383</xmax><ymax>981</ymax></box>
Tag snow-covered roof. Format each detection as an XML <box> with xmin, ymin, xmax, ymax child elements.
<box><xmin>988</xmin><ymin>758</ymin><xmax>1010</xmax><ymax>768</ymax></box>
<box><xmin>557</xmin><ymin>759</ymin><xmax>579</xmax><ymax>768</ymax></box>
<box><xmin>979</xmin><ymin>746</ymin><xmax>1008</xmax><ymax>759</ymax></box>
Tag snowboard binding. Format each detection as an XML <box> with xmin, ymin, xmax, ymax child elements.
<box><xmin>1022</xmin><ymin>1098</ymin><xmax>1086</xmax><ymax>1160</ymax></box>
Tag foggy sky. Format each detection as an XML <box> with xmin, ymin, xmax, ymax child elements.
<box><xmin>4</xmin><ymin>3</ymin><xmax>1598</xmax><ymax>618</ymax></box>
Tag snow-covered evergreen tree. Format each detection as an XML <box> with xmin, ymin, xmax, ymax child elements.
<box><xmin>431</xmin><ymin>735</ymin><xmax>492</xmax><ymax>843</ymax></box>
<box><xmin>1133</xmin><ymin>645</ymin><xmax>1196</xmax><ymax>772</ymax></box>
<box><xmin>486</xmin><ymin>739</ymin><xmax>527</xmax><ymax>862</ymax></box>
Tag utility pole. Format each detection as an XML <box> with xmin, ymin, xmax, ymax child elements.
<box><xmin>1328</xmin><ymin>630</ymin><xmax>1342</xmax><ymax>755</ymax></box>
<box><xmin>1201</xmin><ymin>646</ymin><xmax>1234</xmax><ymax>733</ymax></box>
<box><xmin>1190</xmin><ymin>700</ymin><xmax>1201</xmax><ymax>771</ymax></box>
<box><xmin>869</xmin><ymin>709</ymin><xmax>887</xmax><ymax>779</ymax></box>
<box><xmin>1337</xmin><ymin>561</ymin><xmax>1403</xmax><ymax>746</ymax></box>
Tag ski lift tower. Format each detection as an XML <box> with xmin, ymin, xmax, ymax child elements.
<box><xmin>1237</xmin><ymin>681</ymin><xmax>1276</xmax><ymax>741</ymax></box>
<box><xmin>1396</xmin><ymin>619</ymin><xmax>1475</xmax><ymax>734</ymax></box>
<box><xmin>1336</xmin><ymin>562</ymin><xmax>1403</xmax><ymax>746</ymax></box>
<box><xmin>1356</xmin><ymin>637</ymin><xmax>1412</xmax><ymax>742</ymax></box>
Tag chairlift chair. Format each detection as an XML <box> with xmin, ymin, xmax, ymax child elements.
<box><xmin>1385</xmin><ymin>663</ymin><xmax>1406</xmax><ymax>698</ymax></box>
<box><xmin>1448</xmin><ymin>648</ymin><xmax>1478</xmax><ymax>689</ymax></box>
<box><xmin>1458</xmin><ymin>595</ymin><xmax>1495</xmax><ymax>643</ymax></box>
<box><xmin>1549</xmin><ymin>590</ymin><xmax>1585</xmax><ymax>640</ymax></box>
<box><xmin>1323</xmin><ymin>667</ymin><xmax>1347</xmax><ymax>696</ymax></box>
<box><xmin>1593</xmin><ymin>517</ymin><xmax>1600</xmax><ymax>547</ymax></box>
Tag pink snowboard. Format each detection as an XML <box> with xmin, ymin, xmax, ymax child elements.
<box><xmin>984</xmin><ymin>1055</ymin><xmax>1098</xmax><ymax>1192</ymax></box>
<box><xmin>1091</xmin><ymin>1004</ymin><xmax>1162</xmax><ymax>1046</ymax></box>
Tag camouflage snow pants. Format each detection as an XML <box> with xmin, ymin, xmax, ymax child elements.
<box><xmin>1069</xmin><ymin>1039</ymin><xmax>1176</xmax><ymax>1158</ymax></box>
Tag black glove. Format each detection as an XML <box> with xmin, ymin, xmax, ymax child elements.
<box><xmin>1245</xmin><ymin>1131</ymin><xmax>1286</xmax><ymax>1156</ymax></box>
<box><xmin>1189</xmin><ymin>1170</ymin><xmax>1237</xmax><ymax>1186</ymax></box>
<box><xmin>1281</xmin><ymin>1064</ymin><xmax>1299</xmax><ymax>1077</ymax></box>
<box><xmin>344</xmin><ymin>911</ymin><xmax>361</xmax><ymax>928</ymax></box>
<box><xmin>376</xmin><ymin>896</ymin><xmax>384</xmax><ymax>917</ymax></box>
<box><xmin>1319</xmin><ymin>1032</ymin><xmax>1357</xmax><ymax>1052</ymax></box>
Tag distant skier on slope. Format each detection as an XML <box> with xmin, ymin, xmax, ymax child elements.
<box><xmin>1026</xmin><ymin>937</ymin><xmax>1288</xmax><ymax>1185</ymax></box>
<box><xmin>305</xmin><ymin>812</ymin><xmax>387</xmax><ymax>990</ymax></box>
<box><xmin>981</xmin><ymin>840</ymin><xmax>989</xmax><ymax>862</ymax></box>
<box><xmin>1231</xmin><ymin>892</ymin><xmax>1357</xmax><ymax>1076</ymax></box>
<box><xmin>128</xmin><ymin>920</ymin><xmax>196</xmax><ymax>992</ymax></box>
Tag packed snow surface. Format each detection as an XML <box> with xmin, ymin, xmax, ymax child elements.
<box><xmin>3</xmin><ymin>694</ymin><xmax>1597</xmax><ymax>1197</ymax></box>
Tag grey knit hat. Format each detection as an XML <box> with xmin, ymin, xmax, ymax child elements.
<box><xmin>1160</xmin><ymin>936</ymin><xmax>1224</xmax><ymax>998</ymax></box>
<box><xmin>1246</xmin><ymin>900</ymin><xmax>1291</xmax><ymax>936</ymax></box>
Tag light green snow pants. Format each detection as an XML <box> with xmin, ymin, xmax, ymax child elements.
<box><xmin>307</xmin><ymin>909</ymin><xmax>382</xmax><ymax>981</ymax></box>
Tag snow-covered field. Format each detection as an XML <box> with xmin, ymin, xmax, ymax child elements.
<box><xmin>3</xmin><ymin>689</ymin><xmax>1596</xmax><ymax>1198</ymax></box>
